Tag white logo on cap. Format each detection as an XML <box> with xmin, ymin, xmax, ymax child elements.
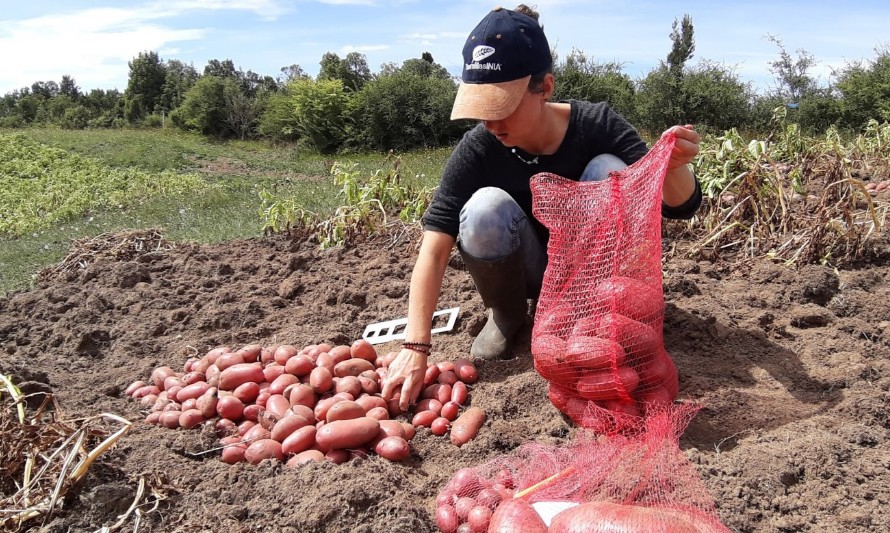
<box><xmin>472</xmin><ymin>45</ymin><xmax>496</xmax><ymax>62</ymax></box>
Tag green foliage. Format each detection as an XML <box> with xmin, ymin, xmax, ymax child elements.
<box><xmin>261</xmin><ymin>78</ymin><xmax>351</xmax><ymax>152</ymax></box>
<box><xmin>553</xmin><ymin>49</ymin><xmax>637</xmax><ymax>124</ymax></box>
<box><xmin>172</xmin><ymin>76</ymin><xmax>249</xmax><ymax>137</ymax></box>
<box><xmin>348</xmin><ymin>71</ymin><xmax>461</xmax><ymax>151</ymax></box>
<box><xmin>259</xmin><ymin>156</ymin><xmax>433</xmax><ymax>248</ymax></box>
<box><xmin>319</xmin><ymin>52</ymin><xmax>372</xmax><ymax>92</ymax></box>
<box><xmin>159</xmin><ymin>60</ymin><xmax>199</xmax><ymax>113</ymax></box>
<box><xmin>667</xmin><ymin>14</ymin><xmax>695</xmax><ymax>73</ymax></box>
<box><xmin>124</xmin><ymin>51</ymin><xmax>167</xmax><ymax>122</ymax></box>
<box><xmin>836</xmin><ymin>46</ymin><xmax>890</xmax><ymax>129</ymax></box>
<box><xmin>0</xmin><ymin>133</ymin><xmax>206</xmax><ymax>236</ymax></box>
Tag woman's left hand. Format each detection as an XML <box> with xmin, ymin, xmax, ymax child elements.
<box><xmin>664</xmin><ymin>124</ymin><xmax>700</xmax><ymax>171</ymax></box>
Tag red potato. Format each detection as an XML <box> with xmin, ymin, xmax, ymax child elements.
<box><xmin>533</xmin><ymin>304</ymin><xmax>573</xmax><ymax>339</ymax></box>
<box><xmin>233</xmin><ymin>381</ymin><xmax>261</xmax><ymax>404</ymax></box>
<box><xmin>355</xmin><ymin>394</ymin><xmax>387</xmax><ymax>413</ymax></box>
<box><xmin>144</xmin><ymin>412</ymin><xmax>161</xmax><ymax>425</ymax></box>
<box><xmin>238</xmin><ymin>420</ymin><xmax>256</xmax><ymax>436</ymax></box>
<box><xmin>269</xmin><ymin>374</ymin><xmax>299</xmax><ymax>396</ymax></box>
<box><xmin>327</xmin><ymin>345</ymin><xmax>352</xmax><ymax>364</ymax></box>
<box><xmin>218</xmin><ymin>363</ymin><xmax>264</xmax><ymax>391</ymax></box>
<box><xmin>436</xmin><ymin>361</ymin><xmax>455</xmax><ymax>373</ymax></box>
<box><xmin>204</xmin><ymin>366</ymin><xmax>220</xmax><ymax>384</ymax></box>
<box><xmin>242</xmin><ymin>424</ymin><xmax>271</xmax><ymax>443</ymax></box>
<box><xmin>242</xmin><ymin>404</ymin><xmax>262</xmax><ymax>422</ymax></box>
<box><xmin>280</xmin><ymin>425</ymin><xmax>317</xmax><ymax>455</ymax></box>
<box><xmin>263</xmin><ymin>364</ymin><xmax>287</xmax><ymax>384</ymax></box>
<box><xmin>179</xmin><ymin>409</ymin><xmax>205</xmax><ymax>429</ymax></box>
<box><xmin>194</xmin><ymin>357</ymin><xmax>213</xmax><ymax>374</ymax></box>
<box><xmin>416</xmin><ymin>399</ymin><xmax>443</xmax><ymax>415</ymax></box>
<box><xmin>274</xmin><ymin>345</ymin><xmax>299</xmax><ymax>366</ymax></box>
<box><xmin>183</xmin><ymin>358</ymin><xmax>199</xmax><ymax>373</ymax></box>
<box><xmin>290</xmin><ymin>404</ymin><xmax>316</xmax><ymax>422</ymax></box>
<box><xmin>450</xmin><ymin>407</ymin><xmax>485</xmax><ymax>447</ymax></box>
<box><xmin>548</xmin><ymin>501</ymin><xmax>698</xmax><ymax>533</ymax></box>
<box><xmin>159</xmin><ymin>411</ymin><xmax>182</xmax><ymax>429</ymax></box>
<box><xmin>255</xmin><ymin>391</ymin><xmax>270</xmax><ymax>408</ymax></box>
<box><xmin>315</xmin><ymin>417</ymin><xmax>381</xmax><ymax>450</ymax></box>
<box><xmin>285</xmin><ymin>355</ymin><xmax>314</xmax><ymax>377</ymax></box>
<box><xmin>438</xmin><ymin>370</ymin><xmax>459</xmax><ymax>386</ymax></box>
<box><xmin>378</xmin><ymin>420</ymin><xmax>406</xmax><ymax>439</ymax></box>
<box><xmin>286</xmin><ymin>449</ymin><xmax>324</xmax><ymax>466</ymax></box>
<box><xmin>436</xmin><ymin>504</ymin><xmax>459</xmax><ymax>533</ymax></box>
<box><xmin>334</xmin><ymin>358</ymin><xmax>376</xmax><ymax>378</ymax></box>
<box><xmin>488</xmin><ymin>499</ymin><xmax>547</xmax><ymax>533</ymax></box>
<box><xmin>333</xmin><ymin>391</ymin><xmax>355</xmax><ymax>402</ymax></box>
<box><xmin>314</xmin><ymin>396</ymin><xmax>345</xmax><ymax>422</ymax></box>
<box><xmin>244</xmin><ymin>439</ymin><xmax>284</xmax><ymax>465</ymax></box>
<box><xmin>176</xmin><ymin>381</ymin><xmax>210</xmax><ymax>402</ymax></box>
<box><xmin>260</xmin><ymin>345</ymin><xmax>278</xmax><ymax>365</ymax></box>
<box><xmin>215</xmin><ymin>351</ymin><xmax>245</xmax><ymax>371</ymax></box>
<box><xmin>374</xmin><ymin>435</ymin><xmax>410</xmax><ymax>461</ymax></box>
<box><xmin>602</xmin><ymin>399</ymin><xmax>642</xmax><ymax>417</ymax></box>
<box><xmin>638</xmin><ymin>385</ymin><xmax>673</xmax><ymax>410</ymax></box>
<box><xmin>288</xmin><ymin>384</ymin><xmax>317</xmax><ymax>408</ymax></box>
<box><xmin>576</xmin><ymin>366</ymin><xmax>640</xmax><ymax>401</ymax></box>
<box><xmin>309</xmin><ymin>367</ymin><xmax>333</xmax><ymax>394</ymax></box>
<box><xmin>181</xmin><ymin>398</ymin><xmax>197</xmax><ymax>412</ymax></box>
<box><xmin>163</xmin><ymin>376</ymin><xmax>186</xmax><ymax>391</ymax></box>
<box><xmin>335</xmin><ymin>376</ymin><xmax>363</xmax><ymax>398</ymax></box>
<box><xmin>221</xmin><ymin>443</ymin><xmax>247</xmax><ymax>464</ymax></box>
<box><xmin>216</xmin><ymin>395</ymin><xmax>245</xmax><ymax>421</ymax></box>
<box><xmin>125</xmin><ymin>380</ymin><xmax>146</xmax><ymax>397</ymax></box>
<box><xmin>532</xmin><ymin>334</ymin><xmax>569</xmax><ymax>381</ymax></box>
<box><xmin>358</xmin><ymin>376</ymin><xmax>379</xmax><ymax>395</ymax></box>
<box><xmin>350</xmin><ymin>339</ymin><xmax>378</xmax><ymax>362</ymax></box>
<box><xmin>266</xmin><ymin>394</ymin><xmax>291</xmax><ymax>418</ymax></box>
<box><xmin>151</xmin><ymin>366</ymin><xmax>177</xmax><ymax>389</ymax></box>
<box><xmin>270</xmin><ymin>413</ymin><xmax>309</xmax><ymax>440</ymax></box>
<box><xmin>592</xmin><ymin>276</ymin><xmax>664</xmax><ymax>322</ymax></box>
<box><xmin>431</xmin><ymin>417</ymin><xmax>450</xmax><ymax>436</ymax></box>
<box><xmin>236</xmin><ymin>344</ymin><xmax>262</xmax><ymax>363</ymax></box>
<box><xmin>216</xmin><ymin>418</ymin><xmax>236</xmax><ymax>436</ymax></box>
<box><xmin>387</xmin><ymin>396</ymin><xmax>405</xmax><ymax>418</ymax></box>
<box><xmin>454</xmin><ymin>497</ymin><xmax>477</xmax><ymax>521</ymax></box>
<box><xmin>133</xmin><ymin>385</ymin><xmax>160</xmax><ymax>399</ymax></box>
<box><xmin>441</xmin><ymin>401</ymin><xmax>460</xmax><ymax>421</ymax></box>
<box><xmin>412</xmin><ymin>410</ymin><xmax>437</xmax><ymax>428</ymax></box>
<box><xmin>565</xmin><ymin>336</ymin><xmax>627</xmax><ymax>370</ymax></box>
<box><xmin>476</xmin><ymin>488</ymin><xmax>502</xmax><ymax>510</ymax></box>
<box><xmin>366</xmin><ymin>406</ymin><xmax>390</xmax><ymax>421</ymax></box>
<box><xmin>467</xmin><ymin>505</ymin><xmax>492</xmax><ymax>532</ymax></box>
<box><xmin>424</xmin><ymin>364</ymin><xmax>441</xmax><ymax>386</ymax></box>
<box><xmin>325</xmin><ymin>401</ymin><xmax>367</xmax><ymax>423</ymax></box>
<box><xmin>379</xmin><ymin>351</ymin><xmax>399</xmax><ymax>368</ymax></box>
<box><xmin>141</xmin><ymin>394</ymin><xmax>159</xmax><ymax>408</ymax></box>
<box><xmin>401</xmin><ymin>422</ymin><xmax>416</xmax><ymax>441</ymax></box>
<box><xmin>181</xmin><ymin>371</ymin><xmax>205</xmax><ymax>386</ymax></box>
<box><xmin>423</xmin><ymin>384</ymin><xmax>452</xmax><ymax>403</ymax></box>
<box><xmin>315</xmin><ymin>353</ymin><xmax>335</xmax><ymax>373</ymax></box>
<box><xmin>593</xmin><ymin>313</ymin><xmax>661</xmax><ymax>361</ymax></box>
<box><xmin>325</xmin><ymin>448</ymin><xmax>352</xmax><ymax>464</ymax></box>
<box><xmin>453</xmin><ymin>358</ymin><xmax>478</xmax><ymax>384</ymax></box>
<box><xmin>451</xmin><ymin>382</ymin><xmax>468</xmax><ymax>405</ymax></box>
<box><xmin>205</xmin><ymin>346</ymin><xmax>230</xmax><ymax>363</ymax></box>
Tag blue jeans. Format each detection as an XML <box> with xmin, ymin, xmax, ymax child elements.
<box><xmin>458</xmin><ymin>154</ymin><xmax>627</xmax><ymax>295</ymax></box>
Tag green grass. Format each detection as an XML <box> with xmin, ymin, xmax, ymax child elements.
<box><xmin>0</xmin><ymin>127</ymin><xmax>450</xmax><ymax>296</ymax></box>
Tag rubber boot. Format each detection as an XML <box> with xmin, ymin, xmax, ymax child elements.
<box><xmin>460</xmin><ymin>248</ymin><xmax>529</xmax><ymax>360</ymax></box>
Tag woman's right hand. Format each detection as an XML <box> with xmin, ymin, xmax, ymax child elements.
<box><xmin>381</xmin><ymin>348</ymin><xmax>428</xmax><ymax>411</ymax></box>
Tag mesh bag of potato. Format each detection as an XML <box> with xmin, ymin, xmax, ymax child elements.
<box><xmin>435</xmin><ymin>405</ymin><xmax>731</xmax><ymax>532</ymax></box>
<box><xmin>529</xmin><ymin>133</ymin><xmax>680</xmax><ymax>432</ymax></box>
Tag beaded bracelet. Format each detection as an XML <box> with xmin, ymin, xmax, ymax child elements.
<box><xmin>402</xmin><ymin>341</ymin><xmax>432</xmax><ymax>354</ymax></box>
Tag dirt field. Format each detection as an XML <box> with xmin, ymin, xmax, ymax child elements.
<box><xmin>1</xmin><ymin>225</ymin><xmax>889</xmax><ymax>532</ymax></box>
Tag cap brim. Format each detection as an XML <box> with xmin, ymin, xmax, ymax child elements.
<box><xmin>450</xmin><ymin>75</ymin><xmax>531</xmax><ymax>121</ymax></box>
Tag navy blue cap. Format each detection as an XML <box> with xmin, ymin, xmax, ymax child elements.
<box><xmin>451</xmin><ymin>7</ymin><xmax>552</xmax><ymax>120</ymax></box>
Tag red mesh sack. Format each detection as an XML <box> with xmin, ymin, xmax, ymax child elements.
<box><xmin>434</xmin><ymin>405</ymin><xmax>731</xmax><ymax>533</ymax></box>
<box><xmin>530</xmin><ymin>133</ymin><xmax>679</xmax><ymax>431</ymax></box>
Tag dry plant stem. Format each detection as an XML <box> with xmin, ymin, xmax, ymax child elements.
<box><xmin>514</xmin><ymin>466</ymin><xmax>577</xmax><ymax>499</ymax></box>
<box><xmin>0</xmin><ymin>373</ymin><xmax>25</xmax><ymax>423</ymax></box>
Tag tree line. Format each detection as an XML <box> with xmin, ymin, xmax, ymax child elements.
<box><xmin>1</xmin><ymin>16</ymin><xmax>888</xmax><ymax>153</ymax></box>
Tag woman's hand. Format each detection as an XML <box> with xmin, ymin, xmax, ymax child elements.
<box><xmin>381</xmin><ymin>348</ymin><xmax>428</xmax><ymax>411</ymax></box>
<box><xmin>664</xmin><ymin>124</ymin><xmax>700</xmax><ymax>172</ymax></box>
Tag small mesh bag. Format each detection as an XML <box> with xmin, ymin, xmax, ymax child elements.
<box><xmin>435</xmin><ymin>405</ymin><xmax>731</xmax><ymax>532</ymax></box>
<box><xmin>530</xmin><ymin>133</ymin><xmax>680</xmax><ymax>432</ymax></box>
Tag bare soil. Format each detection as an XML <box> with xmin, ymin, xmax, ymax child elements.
<box><xmin>1</xmin><ymin>228</ymin><xmax>889</xmax><ymax>532</ymax></box>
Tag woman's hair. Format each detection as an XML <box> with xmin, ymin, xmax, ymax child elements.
<box><xmin>515</xmin><ymin>4</ymin><xmax>553</xmax><ymax>93</ymax></box>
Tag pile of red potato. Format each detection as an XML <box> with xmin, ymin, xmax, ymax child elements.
<box><xmin>124</xmin><ymin>339</ymin><xmax>485</xmax><ymax>466</ymax></box>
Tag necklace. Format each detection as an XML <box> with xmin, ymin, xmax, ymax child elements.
<box><xmin>511</xmin><ymin>148</ymin><xmax>539</xmax><ymax>165</ymax></box>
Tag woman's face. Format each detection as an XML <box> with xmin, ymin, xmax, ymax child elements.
<box><xmin>482</xmin><ymin>74</ymin><xmax>553</xmax><ymax>152</ymax></box>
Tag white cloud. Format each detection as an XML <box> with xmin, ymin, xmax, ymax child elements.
<box><xmin>0</xmin><ymin>1</ymin><xmax>291</xmax><ymax>92</ymax></box>
<box><xmin>341</xmin><ymin>44</ymin><xmax>389</xmax><ymax>53</ymax></box>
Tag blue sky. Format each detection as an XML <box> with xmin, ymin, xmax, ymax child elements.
<box><xmin>1</xmin><ymin>0</ymin><xmax>888</xmax><ymax>95</ymax></box>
